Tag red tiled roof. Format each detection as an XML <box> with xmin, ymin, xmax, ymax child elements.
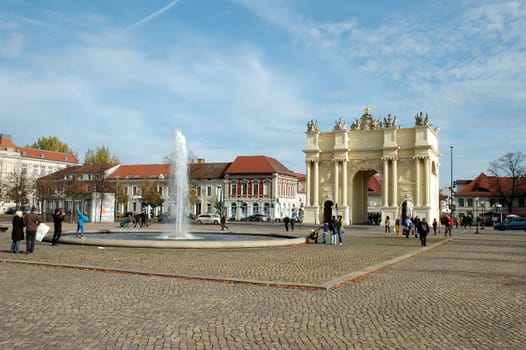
<box><xmin>189</xmin><ymin>162</ymin><xmax>231</xmax><ymax>179</ymax></box>
<box><xmin>108</xmin><ymin>164</ymin><xmax>170</xmax><ymax>180</ymax></box>
<box><xmin>0</xmin><ymin>134</ymin><xmax>78</xmax><ymax>164</ymax></box>
<box><xmin>456</xmin><ymin>172</ymin><xmax>526</xmax><ymax>196</ymax></box>
<box><xmin>368</xmin><ymin>174</ymin><xmax>382</xmax><ymax>195</ymax></box>
<box><xmin>0</xmin><ymin>134</ymin><xmax>16</xmax><ymax>150</ymax></box>
<box><xmin>226</xmin><ymin>155</ymin><xmax>294</xmax><ymax>176</ymax></box>
<box><xmin>295</xmin><ymin>172</ymin><xmax>306</xmax><ymax>181</ymax></box>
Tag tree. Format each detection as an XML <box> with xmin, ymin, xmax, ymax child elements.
<box><xmin>7</xmin><ymin>169</ymin><xmax>34</xmax><ymax>209</ymax></box>
<box><xmin>28</xmin><ymin>136</ymin><xmax>73</xmax><ymax>153</ymax></box>
<box><xmin>84</xmin><ymin>146</ymin><xmax>120</xmax><ymax>165</ymax></box>
<box><xmin>488</xmin><ymin>152</ymin><xmax>526</xmax><ymax>214</ymax></box>
<box><xmin>140</xmin><ymin>181</ymin><xmax>164</xmax><ymax>213</ymax></box>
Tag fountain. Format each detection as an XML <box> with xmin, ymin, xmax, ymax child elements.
<box><xmin>54</xmin><ymin>130</ymin><xmax>305</xmax><ymax>248</ymax></box>
<box><xmin>167</xmin><ymin>129</ymin><xmax>194</xmax><ymax>239</ymax></box>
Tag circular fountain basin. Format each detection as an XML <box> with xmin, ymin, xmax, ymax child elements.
<box><xmin>56</xmin><ymin>231</ymin><xmax>306</xmax><ymax>249</ymax></box>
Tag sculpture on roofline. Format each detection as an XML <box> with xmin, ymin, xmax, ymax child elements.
<box><xmin>350</xmin><ymin>107</ymin><xmax>383</xmax><ymax>130</ymax></box>
<box><xmin>333</xmin><ymin>116</ymin><xmax>347</xmax><ymax>131</ymax></box>
<box><xmin>307</xmin><ymin>119</ymin><xmax>320</xmax><ymax>132</ymax></box>
<box><xmin>414</xmin><ymin>112</ymin><xmax>429</xmax><ymax>126</ymax></box>
<box><xmin>382</xmin><ymin>114</ymin><xmax>398</xmax><ymax>128</ymax></box>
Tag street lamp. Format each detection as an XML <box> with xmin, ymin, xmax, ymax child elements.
<box><xmin>475</xmin><ymin>197</ymin><xmax>480</xmax><ymax>234</ymax></box>
<box><xmin>450</xmin><ymin>145</ymin><xmax>455</xmax><ymax>219</ymax></box>
<box><xmin>497</xmin><ymin>203</ymin><xmax>503</xmax><ymax>223</ymax></box>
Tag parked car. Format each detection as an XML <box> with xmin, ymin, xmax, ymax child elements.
<box><xmin>4</xmin><ymin>207</ymin><xmax>16</xmax><ymax>215</ymax></box>
<box><xmin>196</xmin><ymin>214</ymin><xmax>220</xmax><ymax>225</ymax></box>
<box><xmin>493</xmin><ymin>216</ymin><xmax>526</xmax><ymax>230</ymax></box>
<box><xmin>241</xmin><ymin>214</ymin><xmax>268</xmax><ymax>222</ymax></box>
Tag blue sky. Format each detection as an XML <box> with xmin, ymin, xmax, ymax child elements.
<box><xmin>1</xmin><ymin>0</ymin><xmax>525</xmax><ymax>188</ymax></box>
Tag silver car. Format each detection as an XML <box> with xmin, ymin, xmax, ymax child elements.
<box><xmin>196</xmin><ymin>214</ymin><xmax>221</xmax><ymax>225</ymax></box>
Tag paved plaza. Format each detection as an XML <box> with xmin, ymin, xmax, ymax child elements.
<box><xmin>0</xmin><ymin>222</ymin><xmax>524</xmax><ymax>349</ymax></box>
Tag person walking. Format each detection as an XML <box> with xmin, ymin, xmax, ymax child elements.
<box><xmin>11</xmin><ymin>210</ymin><xmax>25</xmax><ymax>253</ymax></box>
<box><xmin>75</xmin><ymin>209</ymin><xmax>89</xmax><ymax>239</ymax></box>
<box><xmin>384</xmin><ymin>216</ymin><xmax>391</xmax><ymax>234</ymax></box>
<box><xmin>220</xmin><ymin>213</ymin><xmax>228</xmax><ymax>231</ymax></box>
<box><xmin>23</xmin><ymin>207</ymin><xmax>41</xmax><ymax>254</ymax></box>
<box><xmin>51</xmin><ymin>208</ymin><xmax>65</xmax><ymax>246</ymax></box>
<box><xmin>283</xmin><ymin>216</ymin><xmax>290</xmax><ymax>232</ymax></box>
<box><xmin>418</xmin><ymin>218</ymin><xmax>430</xmax><ymax>247</ymax></box>
<box><xmin>432</xmin><ymin>218</ymin><xmax>438</xmax><ymax>236</ymax></box>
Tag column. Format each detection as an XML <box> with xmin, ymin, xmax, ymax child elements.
<box><xmin>382</xmin><ymin>159</ymin><xmax>389</xmax><ymax>207</ymax></box>
<box><xmin>342</xmin><ymin>160</ymin><xmax>348</xmax><ymax>206</ymax></box>
<box><xmin>392</xmin><ymin>159</ymin><xmax>398</xmax><ymax>207</ymax></box>
<box><xmin>306</xmin><ymin>161</ymin><xmax>311</xmax><ymax>206</ymax></box>
<box><xmin>333</xmin><ymin>160</ymin><xmax>339</xmax><ymax>205</ymax></box>
<box><xmin>424</xmin><ymin>157</ymin><xmax>430</xmax><ymax>207</ymax></box>
<box><xmin>415</xmin><ymin>158</ymin><xmax>421</xmax><ymax>207</ymax></box>
<box><xmin>313</xmin><ymin>161</ymin><xmax>319</xmax><ymax>206</ymax></box>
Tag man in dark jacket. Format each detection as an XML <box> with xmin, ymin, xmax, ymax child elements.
<box><xmin>52</xmin><ymin>208</ymin><xmax>65</xmax><ymax>246</ymax></box>
<box><xmin>418</xmin><ymin>218</ymin><xmax>430</xmax><ymax>247</ymax></box>
<box><xmin>23</xmin><ymin>207</ymin><xmax>41</xmax><ymax>254</ymax></box>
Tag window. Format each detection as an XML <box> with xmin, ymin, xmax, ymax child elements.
<box><xmin>253</xmin><ymin>182</ymin><xmax>259</xmax><ymax>196</ymax></box>
<box><xmin>519</xmin><ymin>197</ymin><xmax>525</xmax><ymax>208</ymax></box>
<box><xmin>21</xmin><ymin>163</ymin><xmax>27</xmax><ymax>174</ymax></box>
<box><xmin>458</xmin><ymin>199</ymin><xmax>464</xmax><ymax>207</ymax></box>
<box><xmin>33</xmin><ymin>165</ymin><xmax>39</xmax><ymax>175</ymax></box>
<box><xmin>230</xmin><ymin>182</ymin><xmax>237</xmax><ymax>196</ymax></box>
<box><xmin>158</xmin><ymin>186</ymin><xmax>163</xmax><ymax>196</ymax></box>
<box><xmin>207</xmin><ymin>186</ymin><xmax>212</xmax><ymax>197</ymax></box>
<box><xmin>241</xmin><ymin>181</ymin><xmax>248</xmax><ymax>196</ymax></box>
<box><xmin>253</xmin><ymin>203</ymin><xmax>259</xmax><ymax>214</ymax></box>
<box><xmin>467</xmin><ymin>198</ymin><xmax>473</xmax><ymax>207</ymax></box>
<box><xmin>264</xmin><ymin>182</ymin><xmax>271</xmax><ymax>197</ymax></box>
<box><xmin>41</xmin><ymin>165</ymin><xmax>46</xmax><ymax>175</ymax></box>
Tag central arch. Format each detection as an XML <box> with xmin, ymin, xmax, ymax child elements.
<box><xmin>351</xmin><ymin>169</ymin><xmax>378</xmax><ymax>224</ymax></box>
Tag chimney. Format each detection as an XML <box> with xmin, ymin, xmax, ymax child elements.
<box><xmin>197</xmin><ymin>158</ymin><xmax>205</xmax><ymax>164</ymax></box>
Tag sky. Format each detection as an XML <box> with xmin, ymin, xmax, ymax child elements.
<box><xmin>1</xmin><ymin>0</ymin><xmax>525</xmax><ymax>189</ymax></box>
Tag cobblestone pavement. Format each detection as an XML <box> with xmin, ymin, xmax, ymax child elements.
<box><xmin>0</xmin><ymin>222</ymin><xmax>524</xmax><ymax>349</ymax></box>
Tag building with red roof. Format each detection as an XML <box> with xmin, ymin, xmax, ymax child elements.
<box><xmin>0</xmin><ymin>133</ymin><xmax>79</xmax><ymax>212</ymax></box>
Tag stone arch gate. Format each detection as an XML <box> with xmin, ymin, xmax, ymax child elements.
<box><xmin>303</xmin><ymin>109</ymin><xmax>440</xmax><ymax>225</ymax></box>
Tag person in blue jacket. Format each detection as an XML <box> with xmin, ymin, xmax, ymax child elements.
<box><xmin>75</xmin><ymin>209</ymin><xmax>89</xmax><ymax>239</ymax></box>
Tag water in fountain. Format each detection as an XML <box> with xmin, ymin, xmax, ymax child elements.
<box><xmin>167</xmin><ymin>130</ymin><xmax>194</xmax><ymax>239</ymax></box>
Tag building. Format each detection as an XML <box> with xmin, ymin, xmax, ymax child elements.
<box><xmin>304</xmin><ymin>109</ymin><xmax>440</xmax><ymax>225</ymax></box>
<box><xmin>0</xmin><ymin>133</ymin><xmax>79</xmax><ymax>213</ymax></box>
<box><xmin>36</xmin><ymin>156</ymin><xmax>305</xmax><ymax>222</ymax></box>
<box><xmin>455</xmin><ymin>172</ymin><xmax>526</xmax><ymax>225</ymax></box>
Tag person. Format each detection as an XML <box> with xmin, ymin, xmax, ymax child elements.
<box><xmin>336</xmin><ymin>215</ymin><xmax>344</xmax><ymax>245</ymax></box>
<box><xmin>384</xmin><ymin>215</ymin><xmax>391</xmax><ymax>234</ymax></box>
<box><xmin>322</xmin><ymin>222</ymin><xmax>329</xmax><ymax>244</ymax></box>
<box><xmin>11</xmin><ymin>210</ymin><xmax>25</xmax><ymax>253</ymax></box>
<box><xmin>23</xmin><ymin>207</ymin><xmax>41</xmax><ymax>254</ymax></box>
<box><xmin>283</xmin><ymin>216</ymin><xmax>290</xmax><ymax>232</ymax></box>
<box><xmin>432</xmin><ymin>218</ymin><xmax>438</xmax><ymax>236</ymax></box>
<box><xmin>395</xmin><ymin>218</ymin><xmax>401</xmax><ymax>235</ymax></box>
<box><xmin>290</xmin><ymin>217</ymin><xmax>295</xmax><ymax>232</ymax></box>
<box><xmin>52</xmin><ymin>208</ymin><xmax>65</xmax><ymax>246</ymax></box>
<box><xmin>220</xmin><ymin>213</ymin><xmax>228</xmax><ymax>231</ymax></box>
<box><xmin>403</xmin><ymin>217</ymin><xmax>412</xmax><ymax>238</ymax></box>
<box><xmin>75</xmin><ymin>209</ymin><xmax>89</xmax><ymax>239</ymax></box>
<box><xmin>418</xmin><ymin>218</ymin><xmax>430</xmax><ymax>247</ymax></box>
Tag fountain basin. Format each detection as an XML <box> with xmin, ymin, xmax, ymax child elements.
<box><xmin>55</xmin><ymin>232</ymin><xmax>306</xmax><ymax>249</ymax></box>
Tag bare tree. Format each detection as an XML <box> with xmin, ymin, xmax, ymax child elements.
<box><xmin>488</xmin><ymin>152</ymin><xmax>526</xmax><ymax>213</ymax></box>
<box><xmin>7</xmin><ymin>169</ymin><xmax>34</xmax><ymax>209</ymax></box>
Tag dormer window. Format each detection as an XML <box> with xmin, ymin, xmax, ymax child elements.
<box><xmin>40</xmin><ymin>153</ymin><xmax>45</xmax><ymax>158</ymax></box>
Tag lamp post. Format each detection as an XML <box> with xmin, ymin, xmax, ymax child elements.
<box><xmin>475</xmin><ymin>197</ymin><xmax>480</xmax><ymax>234</ymax></box>
<box><xmin>496</xmin><ymin>203</ymin><xmax>502</xmax><ymax>223</ymax></box>
<box><xmin>450</xmin><ymin>145</ymin><xmax>455</xmax><ymax>219</ymax></box>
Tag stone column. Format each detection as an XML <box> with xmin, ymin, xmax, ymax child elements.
<box><xmin>313</xmin><ymin>161</ymin><xmax>319</xmax><ymax>206</ymax></box>
<box><xmin>306</xmin><ymin>161</ymin><xmax>311</xmax><ymax>206</ymax></box>
<box><xmin>333</xmin><ymin>160</ymin><xmax>339</xmax><ymax>205</ymax></box>
<box><xmin>383</xmin><ymin>159</ymin><xmax>389</xmax><ymax>207</ymax></box>
<box><xmin>415</xmin><ymin>157</ymin><xmax>421</xmax><ymax>207</ymax></box>
<box><xmin>424</xmin><ymin>157</ymin><xmax>430</xmax><ymax>207</ymax></box>
<box><xmin>342</xmin><ymin>160</ymin><xmax>348</xmax><ymax>206</ymax></box>
<box><xmin>392</xmin><ymin>159</ymin><xmax>398</xmax><ymax>207</ymax></box>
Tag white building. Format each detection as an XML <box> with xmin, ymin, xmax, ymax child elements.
<box><xmin>0</xmin><ymin>134</ymin><xmax>79</xmax><ymax>213</ymax></box>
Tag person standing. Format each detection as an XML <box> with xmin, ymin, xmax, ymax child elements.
<box><xmin>23</xmin><ymin>207</ymin><xmax>41</xmax><ymax>254</ymax></box>
<box><xmin>11</xmin><ymin>210</ymin><xmax>25</xmax><ymax>253</ymax></box>
<box><xmin>52</xmin><ymin>208</ymin><xmax>65</xmax><ymax>246</ymax></box>
<box><xmin>75</xmin><ymin>209</ymin><xmax>89</xmax><ymax>239</ymax></box>
<box><xmin>418</xmin><ymin>218</ymin><xmax>430</xmax><ymax>247</ymax></box>
<box><xmin>336</xmin><ymin>215</ymin><xmax>344</xmax><ymax>245</ymax></box>
<box><xmin>283</xmin><ymin>216</ymin><xmax>290</xmax><ymax>232</ymax></box>
<box><xmin>220</xmin><ymin>213</ymin><xmax>228</xmax><ymax>231</ymax></box>
<box><xmin>384</xmin><ymin>216</ymin><xmax>391</xmax><ymax>234</ymax></box>
<box><xmin>322</xmin><ymin>222</ymin><xmax>329</xmax><ymax>244</ymax></box>
<box><xmin>432</xmin><ymin>218</ymin><xmax>438</xmax><ymax>236</ymax></box>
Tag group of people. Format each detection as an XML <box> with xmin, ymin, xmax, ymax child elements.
<box><xmin>323</xmin><ymin>215</ymin><xmax>344</xmax><ymax>245</ymax></box>
<box><xmin>399</xmin><ymin>216</ymin><xmax>431</xmax><ymax>246</ymax></box>
<box><xmin>10</xmin><ymin>207</ymin><xmax>89</xmax><ymax>253</ymax></box>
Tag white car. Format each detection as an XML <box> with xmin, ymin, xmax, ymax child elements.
<box><xmin>196</xmin><ymin>214</ymin><xmax>221</xmax><ymax>225</ymax></box>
